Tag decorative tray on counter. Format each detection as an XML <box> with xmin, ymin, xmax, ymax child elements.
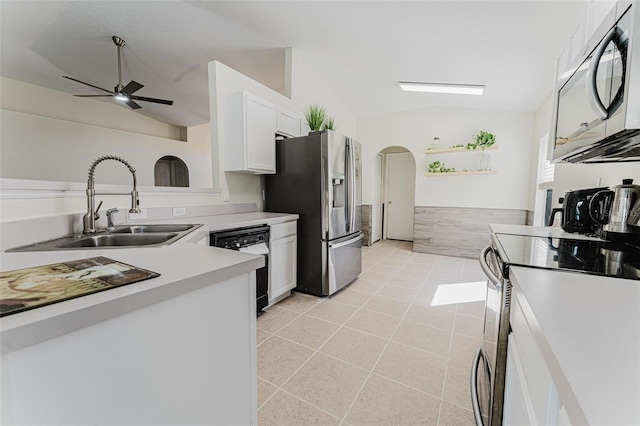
<box><xmin>0</xmin><ymin>257</ymin><xmax>160</xmax><ymax>317</ymax></box>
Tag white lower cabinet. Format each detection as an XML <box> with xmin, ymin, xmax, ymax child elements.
<box><xmin>504</xmin><ymin>296</ymin><xmax>566</xmax><ymax>425</ymax></box>
<box><xmin>504</xmin><ymin>338</ymin><xmax>533</xmax><ymax>426</ymax></box>
<box><xmin>269</xmin><ymin>221</ymin><xmax>297</xmax><ymax>304</ymax></box>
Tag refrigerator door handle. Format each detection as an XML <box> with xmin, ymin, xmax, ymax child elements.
<box><xmin>344</xmin><ymin>138</ymin><xmax>351</xmax><ymax>233</ymax></box>
<box><xmin>321</xmin><ymin>155</ymin><xmax>329</xmax><ymax>238</ymax></box>
<box><xmin>351</xmin><ymin>139</ymin><xmax>357</xmax><ymax>233</ymax></box>
<box><xmin>347</xmin><ymin>138</ymin><xmax>357</xmax><ymax>234</ymax></box>
<box><xmin>328</xmin><ymin>233</ymin><xmax>363</xmax><ymax>249</ymax></box>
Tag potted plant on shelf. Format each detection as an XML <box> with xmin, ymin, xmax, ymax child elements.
<box><xmin>466</xmin><ymin>130</ymin><xmax>496</xmax><ymax>150</ymax></box>
<box><xmin>427</xmin><ymin>160</ymin><xmax>455</xmax><ymax>173</ymax></box>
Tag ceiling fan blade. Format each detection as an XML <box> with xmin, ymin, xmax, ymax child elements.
<box><xmin>122</xmin><ymin>80</ymin><xmax>144</xmax><ymax>95</ymax></box>
<box><xmin>126</xmin><ymin>99</ymin><xmax>142</xmax><ymax>109</ymax></box>
<box><xmin>73</xmin><ymin>95</ymin><xmax>115</xmax><ymax>97</ymax></box>
<box><xmin>130</xmin><ymin>95</ymin><xmax>174</xmax><ymax>105</ymax></box>
<box><xmin>63</xmin><ymin>76</ymin><xmax>113</xmax><ymax>94</ymax></box>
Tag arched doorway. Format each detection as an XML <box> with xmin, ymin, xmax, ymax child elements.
<box><xmin>154</xmin><ymin>156</ymin><xmax>189</xmax><ymax>187</ymax></box>
<box><xmin>371</xmin><ymin>147</ymin><xmax>416</xmax><ymax>243</ymax></box>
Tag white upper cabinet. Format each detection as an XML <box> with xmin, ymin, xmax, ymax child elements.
<box><xmin>563</xmin><ymin>0</ymin><xmax>617</xmax><ymax>72</ymax></box>
<box><xmin>224</xmin><ymin>91</ymin><xmax>277</xmax><ymax>174</ymax></box>
<box><xmin>584</xmin><ymin>1</ymin><xmax>617</xmax><ymax>44</ymax></box>
<box><xmin>276</xmin><ymin>108</ymin><xmax>302</xmax><ymax>138</ymax></box>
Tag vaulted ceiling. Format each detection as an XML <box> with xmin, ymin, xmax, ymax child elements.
<box><xmin>0</xmin><ymin>1</ymin><xmax>587</xmax><ymax>127</ymax></box>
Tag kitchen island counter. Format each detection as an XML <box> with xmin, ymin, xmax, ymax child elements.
<box><xmin>1</xmin><ymin>211</ymin><xmax>298</xmax><ymax>354</ymax></box>
<box><xmin>0</xmin><ymin>210</ymin><xmax>297</xmax><ymax>425</ymax></box>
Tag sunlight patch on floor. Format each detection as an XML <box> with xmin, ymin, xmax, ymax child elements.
<box><xmin>430</xmin><ymin>281</ymin><xmax>486</xmax><ymax>306</ymax></box>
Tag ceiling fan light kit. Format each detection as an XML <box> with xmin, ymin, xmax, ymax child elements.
<box><xmin>62</xmin><ymin>36</ymin><xmax>173</xmax><ymax>110</ymax></box>
<box><xmin>399</xmin><ymin>82</ymin><xmax>485</xmax><ymax>96</ymax></box>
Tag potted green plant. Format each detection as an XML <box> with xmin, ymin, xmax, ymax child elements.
<box><xmin>304</xmin><ymin>104</ymin><xmax>328</xmax><ymax>132</ymax></box>
<box><xmin>322</xmin><ymin>116</ymin><xmax>336</xmax><ymax>131</ymax></box>
<box><xmin>466</xmin><ymin>130</ymin><xmax>496</xmax><ymax>150</ymax></box>
<box><xmin>427</xmin><ymin>160</ymin><xmax>455</xmax><ymax>173</ymax></box>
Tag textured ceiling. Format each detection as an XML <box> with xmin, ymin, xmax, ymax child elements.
<box><xmin>1</xmin><ymin>1</ymin><xmax>588</xmax><ymax>127</ymax></box>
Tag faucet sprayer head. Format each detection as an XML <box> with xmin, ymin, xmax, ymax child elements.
<box><xmin>130</xmin><ymin>189</ymin><xmax>140</xmax><ymax>214</ymax></box>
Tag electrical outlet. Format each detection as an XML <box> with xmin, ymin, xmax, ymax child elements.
<box><xmin>173</xmin><ymin>207</ymin><xmax>187</xmax><ymax>217</ymax></box>
<box><xmin>129</xmin><ymin>209</ymin><xmax>148</xmax><ymax>220</ymax></box>
<box><xmin>223</xmin><ymin>190</ymin><xmax>230</xmax><ymax>202</ymax></box>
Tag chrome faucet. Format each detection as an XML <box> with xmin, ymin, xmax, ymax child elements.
<box><xmin>106</xmin><ymin>208</ymin><xmax>120</xmax><ymax>231</ymax></box>
<box><xmin>83</xmin><ymin>155</ymin><xmax>141</xmax><ymax>234</ymax></box>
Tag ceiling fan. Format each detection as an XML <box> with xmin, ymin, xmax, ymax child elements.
<box><xmin>63</xmin><ymin>36</ymin><xmax>173</xmax><ymax>110</ymax></box>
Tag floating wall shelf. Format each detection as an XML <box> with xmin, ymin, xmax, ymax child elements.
<box><xmin>424</xmin><ymin>144</ymin><xmax>499</xmax><ymax>155</ymax></box>
<box><xmin>424</xmin><ymin>170</ymin><xmax>498</xmax><ymax>177</ymax></box>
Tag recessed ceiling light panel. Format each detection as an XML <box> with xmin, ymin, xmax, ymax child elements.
<box><xmin>399</xmin><ymin>82</ymin><xmax>485</xmax><ymax>95</ymax></box>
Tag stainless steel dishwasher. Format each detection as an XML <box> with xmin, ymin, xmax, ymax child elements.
<box><xmin>210</xmin><ymin>225</ymin><xmax>270</xmax><ymax>314</ymax></box>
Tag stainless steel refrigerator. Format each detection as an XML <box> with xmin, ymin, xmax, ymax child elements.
<box><xmin>265</xmin><ymin>130</ymin><xmax>362</xmax><ymax>296</ymax></box>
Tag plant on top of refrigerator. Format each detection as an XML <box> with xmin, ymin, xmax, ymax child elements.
<box><xmin>304</xmin><ymin>104</ymin><xmax>328</xmax><ymax>131</ymax></box>
<box><xmin>322</xmin><ymin>116</ymin><xmax>336</xmax><ymax>131</ymax></box>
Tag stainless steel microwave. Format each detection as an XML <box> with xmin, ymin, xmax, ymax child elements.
<box><xmin>552</xmin><ymin>1</ymin><xmax>640</xmax><ymax>163</ymax></box>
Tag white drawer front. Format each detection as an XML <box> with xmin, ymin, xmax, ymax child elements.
<box><xmin>270</xmin><ymin>221</ymin><xmax>296</xmax><ymax>240</ymax></box>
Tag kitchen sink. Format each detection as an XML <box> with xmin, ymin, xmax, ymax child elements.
<box><xmin>57</xmin><ymin>233</ymin><xmax>178</xmax><ymax>248</ymax></box>
<box><xmin>111</xmin><ymin>224</ymin><xmax>197</xmax><ymax>234</ymax></box>
<box><xmin>6</xmin><ymin>224</ymin><xmax>203</xmax><ymax>252</ymax></box>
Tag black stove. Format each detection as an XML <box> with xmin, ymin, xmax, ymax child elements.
<box><xmin>493</xmin><ymin>233</ymin><xmax>640</xmax><ymax>280</ymax></box>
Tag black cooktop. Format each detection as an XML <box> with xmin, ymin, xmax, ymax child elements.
<box><xmin>494</xmin><ymin>234</ymin><xmax>640</xmax><ymax>280</ymax></box>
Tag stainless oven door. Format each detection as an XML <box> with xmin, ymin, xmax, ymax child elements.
<box><xmin>472</xmin><ymin>245</ymin><xmax>511</xmax><ymax>426</ymax></box>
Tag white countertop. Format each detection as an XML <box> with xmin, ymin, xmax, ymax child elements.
<box><xmin>0</xmin><ymin>211</ymin><xmax>298</xmax><ymax>354</ymax></box>
<box><xmin>491</xmin><ymin>224</ymin><xmax>640</xmax><ymax>425</ymax></box>
<box><xmin>511</xmin><ymin>267</ymin><xmax>640</xmax><ymax>425</ymax></box>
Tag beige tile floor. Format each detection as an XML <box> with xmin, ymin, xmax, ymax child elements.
<box><xmin>257</xmin><ymin>239</ymin><xmax>487</xmax><ymax>426</ymax></box>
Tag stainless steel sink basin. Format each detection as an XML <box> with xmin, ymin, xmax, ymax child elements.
<box><xmin>111</xmin><ymin>224</ymin><xmax>197</xmax><ymax>234</ymax></box>
<box><xmin>57</xmin><ymin>233</ymin><xmax>178</xmax><ymax>248</ymax></box>
<box><xmin>6</xmin><ymin>224</ymin><xmax>203</xmax><ymax>252</ymax></box>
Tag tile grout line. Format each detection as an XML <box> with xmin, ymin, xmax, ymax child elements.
<box><xmin>339</xmin><ymin>252</ymin><xmax>440</xmax><ymax>424</ymax></box>
<box><xmin>259</xmin><ymin>242</ymin><xmax>479</xmax><ymax>424</ymax></box>
<box><xmin>258</xmin><ymin>287</ymin><xmax>378</xmax><ymax>419</ymax></box>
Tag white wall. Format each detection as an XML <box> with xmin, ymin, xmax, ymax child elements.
<box><xmin>553</xmin><ymin>163</ymin><xmax>640</xmax><ymax>200</ymax></box>
<box><xmin>357</xmin><ymin>107</ymin><xmax>535</xmax><ymax>209</ymax></box>
<box><xmin>0</xmin><ymin>77</ymin><xmax>225</xmax><ymax>222</ymax></box>
<box><xmin>0</xmin><ymin>77</ymin><xmax>183</xmax><ymax>140</ymax></box>
<box><xmin>0</xmin><ymin>109</ymin><xmax>212</xmax><ymax>187</ymax></box>
<box><xmin>287</xmin><ymin>49</ymin><xmax>357</xmax><ymax>137</ymax></box>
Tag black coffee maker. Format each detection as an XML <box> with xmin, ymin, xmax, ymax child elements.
<box><xmin>548</xmin><ymin>187</ymin><xmax>607</xmax><ymax>234</ymax></box>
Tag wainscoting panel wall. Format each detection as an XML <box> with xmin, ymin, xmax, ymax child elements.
<box><xmin>413</xmin><ymin>206</ymin><xmax>528</xmax><ymax>259</ymax></box>
<box><xmin>361</xmin><ymin>204</ymin><xmax>373</xmax><ymax>246</ymax></box>
<box><xmin>525</xmin><ymin>210</ymin><xmax>535</xmax><ymax>226</ymax></box>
